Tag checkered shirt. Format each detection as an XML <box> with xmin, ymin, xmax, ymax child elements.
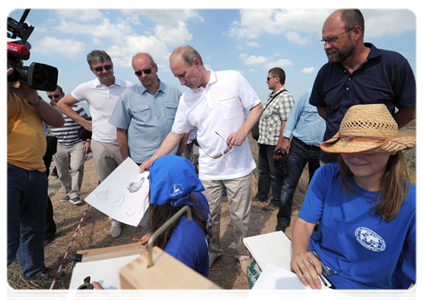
<box><xmin>258</xmin><ymin>88</ymin><xmax>295</xmax><ymax>146</ymax></box>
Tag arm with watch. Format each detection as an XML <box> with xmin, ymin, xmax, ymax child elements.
<box><xmin>8</xmin><ymin>70</ymin><xmax>64</xmax><ymax>128</ymax></box>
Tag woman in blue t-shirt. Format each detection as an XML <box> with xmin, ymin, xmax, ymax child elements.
<box><xmin>290</xmin><ymin>104</ymin><xmax>416</xmax><ymax>289</ymax></box>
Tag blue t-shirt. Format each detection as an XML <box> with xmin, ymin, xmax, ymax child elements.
<box><xmin>309</xmin><ymin>43</ymin><xmax>416</xmax><ymax>163</ymax></box>
<box><xmin>164</xmin><ymin>192</ymin><xmax>211</xmax><ymax>278</ymax></box>
<box><xmin>298</xmin><ymin>163</ymin><xmax>416</xmax><ymax>289</ymax></box>
<box><xmin>109</xmin><ymin>81</ymin><xmax>182</xmax><ymax>164</ymax></box>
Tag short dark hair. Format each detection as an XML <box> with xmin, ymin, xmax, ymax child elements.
<box><xmin>340</xmin><ymin>9</ymin><xmax>365</xmax><ymax>37</ymax></box>
<box><xmin>268</xmin><ymin>67</ymin><xmax>286</xmax><ymax>85</ymax></box>
<box><xmin>56</xmin><ymin>85</ymin><xmax>64</xmax><ymax>94</ymax></box>
<box><xmin>171</xmin><ymin>45</ymin><xmax>203</xmax><ymax>66</ymax></box>
<box><xmin>87</xmin><ymin>50</ymin><xmax>112</xmax><ymax>67</ymax></box>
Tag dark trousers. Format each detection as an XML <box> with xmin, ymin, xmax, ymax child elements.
<box><xmin>8</xmin><ymin>164</ymin><xmax>48</xmax><ymax>277</ymax></box>
<box><xmin>257</xmin><ymin>144</ymin><xmax>284</xmax><ymax>204</ymax></box>
<box><xmin>276</xmin><ymin>137</ymin><xmax>321</xmax><ymax>230</ymax></box>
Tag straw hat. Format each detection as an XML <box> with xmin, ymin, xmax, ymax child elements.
<box><xmin>320</xmin><ymin>104</ymin><xmax>415</xmax><ymax>153</ymax></box>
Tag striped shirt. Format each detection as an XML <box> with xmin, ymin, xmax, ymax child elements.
<box><xmin>258</xmin><ymin>88</ymin><xmax>295</xmax><ymax>146</ymax></box>
<box><xmin>51</xmin><ymin>104</ymin><xmax>88</xmax><ymax>146</ymax></box>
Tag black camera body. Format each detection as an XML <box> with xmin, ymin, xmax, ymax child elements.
<box><xmin>7</xmin><ymin>9</ymin><xmax>58</xmax><ymax>91</ymax></box>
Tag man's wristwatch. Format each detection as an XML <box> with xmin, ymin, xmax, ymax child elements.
<box><xmin>31</xmin><ymin>96</ymin><xmax>43</xmax><ymax>107</ymax></box>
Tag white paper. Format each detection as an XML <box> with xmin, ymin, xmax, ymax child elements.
<box><xmin>248</xmin><ymin>263</ymin><xmax>358</xmax><ymax>300</ymax></box>
<box><xmin>68</xmin><ymin>254</ymin><xmax>140</xmax><ymax>290</ymax></box>
<box><xmin>243</xmin><ymin>231</ymin><xmax>292</xmax><ymax>270</ymax></box>
<box><xmin>84</xmin><ymin>157</ymin><xmax>149</xmax><ymax>226</ymax></box>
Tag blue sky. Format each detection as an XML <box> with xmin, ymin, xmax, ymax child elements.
<box><xmin>7</xmin><ymin>6</ymin><xmax>417</xmax><ymax>109</ymax></box>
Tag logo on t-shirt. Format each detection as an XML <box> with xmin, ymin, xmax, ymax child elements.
<box><xmin>355</xmin><ymin>227</ymin><xmax>386</xmax><ymax>252</ymax></box>
<box><xmin>169</xmin><ymin>184</ymin><xmax>185</xmax><ymax>199</ymax></box>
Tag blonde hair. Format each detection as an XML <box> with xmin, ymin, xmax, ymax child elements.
<box><xmin>338</xmin><ymin>151</ymin><xmax>411</xmax><ymax>221</ymax></box>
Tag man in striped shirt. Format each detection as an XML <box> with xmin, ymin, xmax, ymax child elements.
<box><xmin>48</xmin><ymin>86</ymin><xmax>90</xmax><ymax>205</ymax></box>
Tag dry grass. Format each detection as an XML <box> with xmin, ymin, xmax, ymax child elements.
<box><xmin>7</xmin><ymin>124</ymin><xmax>415</xmax><ymax>290</ymax></box>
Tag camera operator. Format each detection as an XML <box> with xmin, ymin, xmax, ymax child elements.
<box><xmin>7</xmin><ymin>64</ymin><xmax>64</xmax><ymax>279</ymax></box>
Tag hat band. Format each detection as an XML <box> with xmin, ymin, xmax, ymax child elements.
<box><xmin>339</xmin><ymin>135</ymin><xmax>388</xmax><ymax>143</ymax></box>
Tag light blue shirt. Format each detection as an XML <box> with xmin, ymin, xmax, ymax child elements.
<box><xmin>109</xmin><ymin>80</ymin><xmax>181</xmax><ymax>164</ymax></box>
<box><xmin>282</xmin><ymin>89</ymin><xmax>325</xmax><ymax>147</ymax></box>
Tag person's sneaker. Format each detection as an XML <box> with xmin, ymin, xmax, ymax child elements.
<box><xmin>238</xmin><ymin>255</ymin><xmax>251</xmax><ymax>275</ymax></box>
<box><xmin>70</xmin><ymin>197</ymin><xmax>83</xmax><ymax>205</ymax></box>
<box><xmin>23</xmin><ymin>267</ymin><xmax>54</xmax><ymax>280</ymax></box>
<box><xmin>60</xmin><ymin>195</ymin><xmax>70</xmax><ymax>202</ymax></box>
<box><xmin>110</xmin><ymin>220</ymin><xmax>122</xmax><ymax>238</ymax></box>
<box><xmin>253</xmin><ymin>195</ymin><xmax>267</xmax><ymax>202</ymax></box>
<box><xmin>50</xmin><ymin>167</ymin><xmax>58</xmax><ymax>178</ymax></box>
<box><xmin>262</xmin><ymin>202</ymin><xmax>278</xmax><ymax>211</ymax></box>
<box><xmin>209</xmin><ymin>253</ymin><xmax>222</xmax><ymax>268</ymax></box>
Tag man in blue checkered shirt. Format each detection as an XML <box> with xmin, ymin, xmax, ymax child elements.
<box><xmin>255</xmin><ymin>67</ymin><xmax>295</xmax><ymax>211</ymax></box>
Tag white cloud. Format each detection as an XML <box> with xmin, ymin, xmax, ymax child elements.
<box><xmin>229</xmin><ymin>9</ymin><xmax>328</xmax><ymax>40</ymax></box>
<box><xmin>239</xmin><ymin>53</ymin><xmax>268</xmax><ymax>66</ymax></box>
<box><xmin>32</xmin><ymin>36</ymin><xmax>86</xmax><ymax>58</ymax></box>
<box><xmin>247</xmin><ymin>41</ymin><xmax>260</xmax><ymax>48</ymax></box>
<box><xmin>362</xmin><ymin>9</ymin><xmax>415</xmax><ymax>38</ymax></box>
<box><xmin>229</xmin><ymin>9</ymin><xmax>415</xmax><ymax>42</ymax></box>
<box><xmin>301</xmin><ymin>67</ymin><xmax>315</xmax><ymax>74</ymax></box>
<box><xmin>239</xmin><ymin>53</ymin><xmax>293</xmax><ymax>70</ymax></box>
<box><xmin>54</xmin><ymin>18</ymin><xmax>133</xmax><ymax>40</ymax></box>
<box><xmin>265</xmin><ymin>59</ymin><xmax>293</xmax><ymax>70</ymax></box>
<box><xmin>155</xmin><ymin>21</ymin><xmax>193</xmax><ymax>46</ymax></box>
<box><xmin>56</xmin><ymin>9</ymin><xmax>103</xmax><ymax>22</ymax></box>
<box><xmin>285</xmin><ymin>31</ymin><xmax>311</xmax><ymax>45</ymax></box>
<box><xmin>107</xmin><ymin>35</ymin><xmax>170</xmax><ymax>71</ymax></box>
<box><xmin>135</xmin><ymin>9</ymin><xmax>204</xmax><ymax>26</ymax></box>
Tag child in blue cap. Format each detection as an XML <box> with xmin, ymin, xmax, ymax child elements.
<box><xmin>144</xmin><ymin>154</ymin><xmax>211</xmax><ymax>277</ymax></box>
<box><xmin>93</xmin><ymin>155</ymin><xmax>211</xmax><ymax>289</ymax></box>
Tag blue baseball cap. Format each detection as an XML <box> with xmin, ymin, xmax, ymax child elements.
<box><xmin>149</xmin><ymin>155</ymin><xmax>204</xmax><ymax>207</ymax></box>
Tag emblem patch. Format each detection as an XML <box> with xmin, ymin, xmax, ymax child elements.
<box><xmin>169</xmin><ymin>184</ymin><xmax>184</xmax><ymax>199</ymax></box>
<box><xmin>355</xmin><ymin>227</ymin><xmax>386</xmax><ymax>252</ymax></box>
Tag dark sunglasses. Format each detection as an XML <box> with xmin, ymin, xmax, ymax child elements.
<box><xmin>93</xmin><ymin>64</ymin><xmax>112</xmax><ymax>72</ymax></box>
<box><xmin>134</xmin><ymin>68</ymin><xmax>152</xmax><ymax>76</ymax></box>
<box><xmin>48</xmin><ymin>94</ymin><xmax>61</xmax><ymax>99</ymax></box>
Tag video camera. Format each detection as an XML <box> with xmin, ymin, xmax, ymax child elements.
<box><xmin>7</xmin><ymin>9</ymin><xmax>58</xmax><ymax>91</ymax></box>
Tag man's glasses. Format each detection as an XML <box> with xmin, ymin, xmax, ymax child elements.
<box><xmin>266</xmin><ymin>76</ymin><xmax>276</xmax><ymax>81</ymax></box>
<box><xmin>93</xmin><ymin>64</ymin><xmax>112</xmax><ymax>72</ymax></box>
<box><xmin>48</xmin><ymin>94</ymin><xmax>61</xmax><ymax>99</ymax></box>
<box><xmin>319</xmin><ymin>28</ymin><xmax>354</xmax><ymax>46</ymax></box>
<box><xmin>199</xmin><ymin>132</ymin><xmax>230</xmax><ymax>159</ymax></box>
<box><xmin>135</xmin><ymin>68</ymin><xmax>152</xmax><ymax>76</ymax></box>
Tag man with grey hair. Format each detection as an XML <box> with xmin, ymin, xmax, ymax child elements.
<box><xmin>310</xmin><ymin>9</ymin><xmax>416</xmax><ymax>164</ymax></box>
<box><xmin>110</xmin><ymin>53</ymin><xmax>183</xmax><ymax>165</ymax></box>
<box><xmin>57</xmin><ymin>50</ymin><xmax>132</xmax><ymax>238</ymax></box>
<box><xmin>140</xmin><ymin>45</ymin><xmax>263</xmax><ymax>271</ymax></box>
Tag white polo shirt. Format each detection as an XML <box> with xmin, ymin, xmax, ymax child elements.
<box><xmin>71</xmin><ymin>78</ymin><xmax>132</xmax><ymax>144</ymax></box>
<box><xmin>172</xmin><ymin>70</ymin><xmax>260</xmax><ymax>180</ymax></box>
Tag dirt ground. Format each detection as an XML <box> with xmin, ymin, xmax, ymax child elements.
<box><xmin>7</xmin><ymin>126</ymin><xmax>415</xmax><ymax>290</ymax></box>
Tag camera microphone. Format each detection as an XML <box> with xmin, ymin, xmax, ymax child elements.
<box><xmin>7</xmin><ymin>42</ymin><xmax>30</xmax><ymax>60</ymax></box>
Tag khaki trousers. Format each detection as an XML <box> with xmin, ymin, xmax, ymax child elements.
<box><xmin>54</xmin><ymin>141</ymin><xmax>86</xmax><ymax>199</ymax></box>
<box><xmin>201</xmin><ymin>173</ymin><xmax>252</xmax><ymax>258</ymax></box>
<box><xmin>90</xmin><ymin>139</ymin><xmax>123</xmax><ymax>182</ymax></box>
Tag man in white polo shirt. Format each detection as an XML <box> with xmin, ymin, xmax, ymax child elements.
<box><xmin>140</xmin><ymin>45</ymin><xmax>263</xmax><ymax>269</ymax></box>
<box><xmin>57</xmin><ymin>50</ymin><xmax>132</xmax><ymax>238</ymax></box>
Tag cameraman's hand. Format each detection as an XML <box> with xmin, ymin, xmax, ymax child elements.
<box><xmin>7</xmin><ymin>68</ymin><xmax>39</xmax><ymax>105</ymax></box>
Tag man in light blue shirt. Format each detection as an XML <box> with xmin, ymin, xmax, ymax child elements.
<box><xmin>276</xmin><ymin>89</ymin><xmax>325</xmax><ymax>232</ymax></box>
<box><xmin>110</xmin><ymin>53</ymin><xmax>183</xmax><ymax>165</ymax></box>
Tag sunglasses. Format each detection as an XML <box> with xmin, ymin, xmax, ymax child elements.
<box><xmin>199</xmin><ymin>132</ymin><xmax>230</xmax><ymax>159</ymax></box>
<box><xmin>93</xmin><ymin>64</ymin><xmax>113</xmax><ymax>72</ymax></box>
<box><xmin>134</xmin><ymin>68</ymin><xmax>152</xmax><ymax>76</ymax></box>
<box><xmin>48</xmin><ymin>94</ymin><xmax>61</xmax><ymax>99</ymax></box>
